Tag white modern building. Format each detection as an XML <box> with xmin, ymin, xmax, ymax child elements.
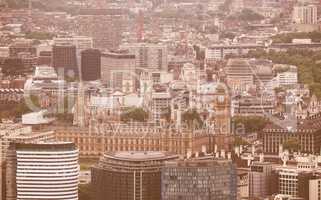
<box><xmin>11</xmin><ymin>142</ymin><xmax>79</xmax><ymax>200</ymax></box>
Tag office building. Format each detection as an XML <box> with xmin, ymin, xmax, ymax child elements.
<box><xmin>293</xmin><ymin>5</ymin><xmax>318</xmax><ymax>24</ymax></box>
<box><xmin>81</xmin><ymin>49</ymin><xmax>101</xmax><ymax>81</ymax></box>
<box><xmin>54</xmin><ymin>36</ymin><xmax>93</xmax><ymax>56</ymax></box>
<box><xmin>101</xmin><ymin>50</ymin><xmax>136</xmax><ymax>91</ymax></box>
<box><xmin>92</xmin><ymin>151</ymin><xmax>178</xmax><ymax>200</ymax></box>
<box><xmin>249</xmin><ymin>162</ymin><xmax>273</xmax><ymax>199</ymax></box>
<box><xmin>121</xmin><ymin>43</ymin><xmax>168</xmax><ymax>71</ymax></box>
<box><xmin>151</xmin><ymin>91</ymin><xmax>171</xmax><ymax>122</ymax></box>
<box><xmin>6</xmin><ymin>142</ymin><xmax>79</xmax><ymax>200</ymax></box>
<box><xmin>0</xmin><ymin>123</ymin><xmax>54</xmax><ymax>200</ymax></box>
<box><xmin>161</xmin><ymin>158</ymin><xmax>237</xmax><ymax>200</ymax></box>
<box><xmin>205</xmin><ymin>44</ymin><xmax>263</xmax><ymax>61</ymax></box>
<box><xmin>52</xmin><ymin>44</ymin><xmax>78</xmax><ymax>76</ymax></box>
<box><xmin>226</xmin><ymin>59</ymin><xmax>254</xmax><ymax>92</ymax></box>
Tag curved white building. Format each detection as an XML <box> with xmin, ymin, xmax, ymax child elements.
<box><xmin>13</xmin><ymin>142</ymin><xmax>79</xmax><ymax>200</ymax></box>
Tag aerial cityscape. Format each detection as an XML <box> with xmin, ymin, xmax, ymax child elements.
<box><xmin>2</xmin><ymin>0</ymin><xmax>321</xmax><ymax>200</ymax></box>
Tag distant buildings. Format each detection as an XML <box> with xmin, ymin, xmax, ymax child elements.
<box><xmin>205</xmin><ymin>44</ymin><xmax>263</xmax><ymax>61</ymax></box>
<box><xmin>53</xmin><ymin>36</ymin><xmax>93</xmax><ymax>56</ymax></box>
<box><xmin>9</xmin><ymin>39</ymin><xmax>37</xmax><ymax>58</ymax></box>
<box><xmin>161</xmin><ymin>158</ymin><xmax>237</xmax><ymax>200</ymax></box>
<box><xmin>275</xmin><ymin>65</ymin><xmax>298</xmax><ymax>87</ymax></box>
<box><xmin>92</xmin><ymin>151</ymin><xmax>179</xmax><ymax>200</ymax></box>
<box><xmin>101</xmin><ymin>50</ymin><xmax>136</xmax><ymax>91</ymax></box>
<box><xmin>262</xmin><ymin>113</ymin><xmax>321</xmax><ymax>154</ymax></box>
<box><xmin>80</xmin><ymin>49</ymin><xmax>101</xmax><ymax>81</ymax></box>
<box><xmin>75</xmin><ymin>13</ymin><xmax>126</xmax><ymax>49</ymax></box>
<box><xmin>52</xmin><ymin>44</ymin><xmax>78</xmax><ymax>76</ymax></box>
<box><xmin>226</xmin><ymin>59</ymin><xmax>254</xmax><ymax>93</ymax></box>
<box><xmin>293</xmin><ymin>5</ymin><xmax>318</xmax><ymax>24</ymax></box>
<box><xmin>122</xmin><ymin>43</ymin><xmax>168</xmax><ymax>71</ymax></box>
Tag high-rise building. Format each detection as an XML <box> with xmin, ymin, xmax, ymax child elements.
<box><xmin>0</xmin><ymin>124</ymin><xmax>54</xmax><ymax>200</ymax></box>
<box><xmin>121</xmin><ymin>43</ymin><xmax>168</xmax><ymax>71</ymax></box>
<box><xmin>293</xmin><ymin>5</ymin><xmax>318</xmax><ymax>24</ymax></box>
<box><xmin>249</xmin><ymin>162</ymin><xmax>273</xmax><ymax>199</ymax></box>
<box><xmin>101</xmin><ymin>50</ymin><xmax>136</xmax><ymax>91</ymax></box>
<box><xmin>80</xmin><ymin>49</ymin><xmax>101</xmax><ymax>81</ymax></box>
<box><xmin>161</xmin><ymin>158</ymin><xmax>237</xmax><ymax>200</ymax></box>
<box><xmin>5</xmin><ymin>142</ymin><xmax>79</xmax><ymax>200</ymax></box>
<box><xmin>52</xmin><ymin>44</ymin><xmax>78</xmax><ymax>76</ymax></box>
<box><xmin>92</xmin><ymin>151</ymin><xmax>179</xmax><ymax>200</ymax></box>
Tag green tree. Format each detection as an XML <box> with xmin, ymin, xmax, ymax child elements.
<box><xmin>234</xmin><ymin>136</ymin><xmax>249</xmax><ymax>146</ymax></box>
<box><xmin>120</xmin><ymin>107</ymin><xmax>149</xmax><ymax>123</ymax></box>
<box><xmin>233</xmin><ymin>116</ymin><xmax>268</xmax><ymax>133</ymax></box>
<box><xmin>182</xmin><ymin>109</ymin><xmax>203</xmax><ymax>128</ymax></box>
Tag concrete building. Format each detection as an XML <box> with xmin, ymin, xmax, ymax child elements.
<box><xmin>232</xmin><ymin>96</ymin><xmax>275</xmax><ymax>117</ymax></box>
<box><xmin>275</xmin><ymin>66</ymin><xmax>298</xmax><ymax>87</ymax></box>
<box><xmin>293</xmin><ymin>5</ymin><xmax>318</xmax><ymax>24</ymax></box>
<box><xmin>226</xmin><ymin>59</ymin><xmax>254</xmax><ymax>93</ymax></box>
<box><xmin>205</xmin><ymin>44</ymin><xmax>263</xmax><ymax>61</ymax></box>
<box><xmin>52</xmin><ymin>44</ymin><xmax>78</xmax><ymax>76</ymax></box>
<box><xmin>101</xmin><ymin>50</ymin><xmax>136</xmax><ymax>91</ymax></box>
<box><xmin>92</xmin><ymin>151</ymin><xmax>179</xmax><ymax>200</ymax></box>
<box><xmin>53</xmin><ymin>36</ymin><xmax>93</xmax><ymax>56</ymax></box>
<box><xmin>121</xmin><ymin>43</ymin><xmax>168</xmax><ymax>71</ymax></box>
<box><xmin>0</xmin><ymin>123</ymin><xmax>54</xmax><ymax>200</ymax></box>
<box><xmin>80</xmin><ymin>49</ymin><xmax>101</xmax><ymax>81</ymax></box>
<box><xmin>249</xmin><ymin>162</ymin><xmax>273</xmax><ymax>199</ymax></box>
<box><xmin>262</xmin><ymin>113</ymin><xmax>321</xmax><ymax>154</ymax></box>
<box><xmin>150</xmin><ymin>91</ymin><xmax>171</xmax><ymax>122</ymax></box>
<box><xmin>6</xmin><ymin>142</ymin><xmax>79</xmax><ymax>200</ymax></box>
<box><xmin>161</xmin><ymin>157</ymin><xmax>237</xmax><ymax>200</ymax></box>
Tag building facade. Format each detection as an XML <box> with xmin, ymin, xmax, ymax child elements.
<box><xmin>81</xmin><ymin>49</ymin><xmax>101</xmax><ymax>81</ymax></box>
<box><xmin>161</xmin><ymin>158</ymin><xmax>237</xmax><ymax>200</ymax></box>
<box><xmin>92</xmin><ymin>151</ymin><xmax>179</xmax><ymax>200</ymax></box>
<box><xmin>52</xmin><ymin>44</ymin><xmax>78</xmax><ymax>75</ymax></box>
<box><xmin>6</xmin><ymin>142</ymin><xmax>79</xmax><ymax>200</ymax></box>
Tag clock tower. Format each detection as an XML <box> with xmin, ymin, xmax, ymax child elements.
<box><xmin>213</xmin><ymin>84</ymin><xmax>231</xmax><ymax>135</ymax></box>
<box><xmin>210</xmin><ymin>83</ymin><xmax>234</xmax><ymax>152</ymax></box>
